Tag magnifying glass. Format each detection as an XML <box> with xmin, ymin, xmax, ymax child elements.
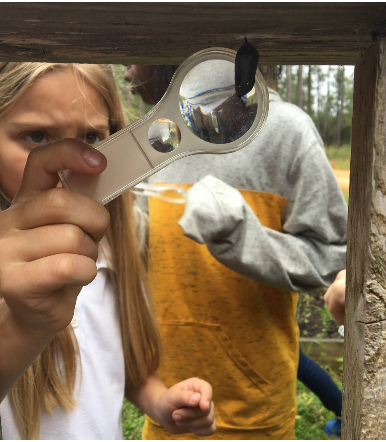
<box><xmin>58</xmin><ymin>47</ymin><xmax>269</xmax><ymax>205</ymax></box>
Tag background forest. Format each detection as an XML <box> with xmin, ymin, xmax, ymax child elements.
<box><xmin>277</xmin><ymin>65</ymin><xmax>354</xmax><ymax>148</ymax></box>
<box><xmin>115</xmin><ymin>64</ymin><xmax>355</xmax><ymax>149</ymax></box>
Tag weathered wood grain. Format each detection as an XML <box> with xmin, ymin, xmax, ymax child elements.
<box><xmin>343</xmin><ymin>37</ymin><xmax>386</xmax><ymax>440</ymax></box>
<box><xmin>0</xmin><ymin>3</ymin><xmax>385</xmax><ymax>64</ymax></box>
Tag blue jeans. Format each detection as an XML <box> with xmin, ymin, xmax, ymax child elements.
<box><xmin>298</xmin><ymin>346</ymin><xmax>342</xmax><ymax>416</ymax></box>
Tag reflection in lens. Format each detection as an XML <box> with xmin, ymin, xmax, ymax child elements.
<box><xmin>148</xmin><ymin>119</ymin><xmax>181</xmax><ymax>153</ymax></box>
<box><xmin>179</xmin><ymin>60</ymin><xmax>258</xmax><ymax>144</ymax></box>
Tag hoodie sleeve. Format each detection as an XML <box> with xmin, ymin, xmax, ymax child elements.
<box><xmin>178</xmin><ymin>143</ymin><xmax>347</xmax><ymax>292</ymax></box>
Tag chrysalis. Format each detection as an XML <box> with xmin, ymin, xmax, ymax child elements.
<box><xmin>235</xmin><ymin>37</ymin><xmax>260</xmax><ymax>97</ymax></box>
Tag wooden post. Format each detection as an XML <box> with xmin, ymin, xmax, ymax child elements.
<box><xmin>343</xmin><ymin>37</ymin><xmax>386</xmax><ymax>439</ymax></box>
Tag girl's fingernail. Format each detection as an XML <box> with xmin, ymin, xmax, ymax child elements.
<box><xmin>190</xmin><ymin>393</ymin><xmax>200</xmax><ymax>404</ymax></box>
<box><xmin>83</xmin><ymin>149</ymin><xmax>103</xmax><ymax>168</ymax></box>
<box><xmin>207</xmin><ymin>400</ymin><xmax>211</xmax><ymax>409</ymax></box>
<box><xmin>173</xmin><ymin>414</ymin><xmax>181</xmax><ymax>421</ymax></box>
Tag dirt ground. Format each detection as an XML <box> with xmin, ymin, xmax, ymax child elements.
<box><xmin>333</xmin><ymin>169</ymin><xmax>350</xmax><ymax>191</ymax></box>
<box><xmin>297</xmin><ymin>288</ymin><xmax>342</xmax><ymax>339</ymax></box>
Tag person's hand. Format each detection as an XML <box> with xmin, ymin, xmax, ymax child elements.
<box><xmin>155</xmin><ymin>377</ymin><xmax>216</xmax><ymax>436</ymax></box>
<box><xmin>0</xmin><ymin>139</ymin><xmax>109</xmax><ymax>339</ymax></box>
<box><xmin>324</xmin><ymin>270</ymin><xmax>346</xmax><ymax>325</ymax></box>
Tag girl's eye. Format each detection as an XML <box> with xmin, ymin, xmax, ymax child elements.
<box><xmin>25</xmin><ymin>132</ymin><xmax>47</xmax><ymax>144</ymax></box>
<box><xmin>84</xmin><ymin>133</ymin><xmax>102</xmax><ymax>145</ymax></box>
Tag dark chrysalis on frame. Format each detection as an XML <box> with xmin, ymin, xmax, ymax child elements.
<box><xmin>235</xmin><ymin>38</ymin><xmax>260</xmax><ymax>97</ymax></box>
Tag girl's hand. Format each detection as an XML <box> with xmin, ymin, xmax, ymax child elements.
<box><xmin>0</xmin><ymin>139</ymin><xmax>109</xmax><ymax>338</ymax></box>
<box><xmin>324</xmin><ymin>269</ymin><xmax>346</xmax><ymax>325</ymax></box>
<box><xmin>155</xmin><ymin>377</ymin><xmax>216</xmax><ymax>436</ymax></box>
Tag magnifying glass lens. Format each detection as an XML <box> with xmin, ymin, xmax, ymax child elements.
<box><xmin>179</xmin><ymin>60</ymin><xmax>258</xmax><ymax>144</ymax></box>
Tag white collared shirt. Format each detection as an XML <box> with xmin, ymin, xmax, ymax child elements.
<box><xmin>1</xmin><ymin>252</ymin><xmax>126</xmax><ymax>440</ymax></box>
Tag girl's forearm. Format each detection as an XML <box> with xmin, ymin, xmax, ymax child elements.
<box><xmin>125</xmin><ymin>373</ymin><xmax>167</xmax><ymax>424</ymax></box>
<box><xmin>0</xmin><ymin>299</ymin><xmax>54</xmax><ymax>403</ymax></box>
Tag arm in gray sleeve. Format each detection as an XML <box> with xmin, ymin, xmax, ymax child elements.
<box><xmin>178</xmin><ymin>146</ymin><xmax>347</xmax><ymax>292</ymax></box>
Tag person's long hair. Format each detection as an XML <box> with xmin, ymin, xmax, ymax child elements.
<box><xmin>0</xmin><ymin>62</ymin><xmax>161</xmax><ymax>440</ymax></box>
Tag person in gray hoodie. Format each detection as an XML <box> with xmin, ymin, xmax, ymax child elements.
<box><xmin>125</xmin><ymin>64</ymin><xmax>347</xmax><ymax>440</ymax></box>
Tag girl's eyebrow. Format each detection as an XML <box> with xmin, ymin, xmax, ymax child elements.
<box><xmin>7</xmin><ymin>121</ymin><xmax>110</xmax><ymax>132</ymax></box>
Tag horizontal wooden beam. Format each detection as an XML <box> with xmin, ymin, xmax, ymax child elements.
<box><xmin>0</xmin><ymin>2</ymin><xmax>385</xmax><ymax>65</ymax></box>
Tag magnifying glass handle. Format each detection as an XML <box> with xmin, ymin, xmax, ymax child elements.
<box><xmin>131</xmin><ymin>183</ymin><xmax>186</xmax><ymax>204</ymax></box>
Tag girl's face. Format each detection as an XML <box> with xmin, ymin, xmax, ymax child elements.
<box><xmin>0</xmin><ymin>68</ymin><xmax>110</xmax><ymax>200</ymax></box>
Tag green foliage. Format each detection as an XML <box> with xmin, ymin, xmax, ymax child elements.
<box><xmin>325</xmin><ymin>144</ymin><xmax>351</xmax><ymax>170</ymax></box>
<box><xmin>122</xmin><ymin>399</ymin><xmax>145</xmax><ymax>440</ymax></box>
<box><xmin>297</xmin><ymin>292</ymin><xmax>312</xmax><ymax>334</ymax></box>
<box><xmin>325</xmin><ymin>145</ymin><xmax>351</xmax><ymax>160</ymax></box>
<box><xmin>295</xmin><ymin>380</ymin><xmax>338</xmax><ymax>440</ymax></box>
<box><xmin>315</xmin><ymin>305</ymin><xmax>336</xmax><ymax>339</ymax></box>
<box><xmin>297</xmin><ymin>288</ymin><xmax>342</xmax><ymax>339</ymax></box>
<box><xmin>111</xmin><ymin>64</ymin><xmax>152</xmax><ymax>123</ymax></box>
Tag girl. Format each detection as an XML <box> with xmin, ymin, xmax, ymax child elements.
<box><xmin>0</xmin><ymin>62</ymin><xmax>216</xmax><ymax>439</ymax></box>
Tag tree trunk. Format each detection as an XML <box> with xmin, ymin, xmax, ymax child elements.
<box><xmin>336</xmin><ymin>66</ymin><xmax>345</xmax><ymax>147</ymax></box>
<box><xmin>307</xmin><ymin>65</ymin><xmax>312</xmax><ymax>115</ymax></box>
<box><xmin>286</xmin><ymin>65</ymin><xmax>292</xmax><ymax>102</ymax></box>
<box><xmin>324</xmin><ymin>66</ymin><xmax>331</xmax><ymax>146</ymax></box>
<box><xmin>297</xmin><ymin>65</ymin><xmax>303</xmax><ymax>108</ymax></box>
<box><xmin>316</xmin><ymin>67</ymin><xmax>322</xmax><ymax>131</ymax></box>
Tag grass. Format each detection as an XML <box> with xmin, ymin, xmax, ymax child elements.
<box><xmin>295</xmin><ymin>380</ymin><xmax>339</xmax><ymax>440</ymax></box>
<box><xmin>122</xmin><ymin>366</ymin><xmax>343</xmax><ymax>440</ymax></box>
<box><xmin>326</xmin><ymin>145</ymin><xmax>351</xmax><ymax>203</ymax></box>
<box><xmin>325</xmin><ymin>145</ymin><xmax>351</xmax><ymax>170</ymax></box>
<box><xmin>122</xmin><ymin>400</ymin><xmax>145</xmax><ymax>440</ymax></box>
<box><xmin>296</xmin><ymin>363</ymin><xmax>342</xmax><ymax>440</ymax></box>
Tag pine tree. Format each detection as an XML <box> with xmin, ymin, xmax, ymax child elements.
<box><xmin>336</xmin><ymin>66</ymin><xmax>345</xmax><ymax>147</ymax></box>
<box><xmin>296</xmin><ymin>66</ymin><xmax>303</xmax><ymax>109</ymax></box>
<box><xmin>286</xmin><ymin>65</ymin><xmax>292</xmax><ymax>103</ymax></box>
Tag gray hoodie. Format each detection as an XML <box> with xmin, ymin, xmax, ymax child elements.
<box><xmin>146</xmin><ymin>88</ymin><xmax>347</xmax><ymax>292</ymax></box>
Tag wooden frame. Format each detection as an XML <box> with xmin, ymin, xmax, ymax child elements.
<box><xmin>1</xmin><ymin>2</ymin><xmax>386</xmax><ymax>439</ymax></box>
<box><xmin>0</xmin><ymin>2</ymin><xmax>385</xmax><ymax>64</ymax></box>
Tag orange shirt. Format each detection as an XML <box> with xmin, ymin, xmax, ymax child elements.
<box><xmin>142</xmin><ymin>186</ymin><xmax>299</xmax><ymax>440</ymax></box>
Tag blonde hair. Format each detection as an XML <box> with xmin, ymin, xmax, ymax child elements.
<box><xmin>0</xmin><ymin>62</ymin><xmax>161</xmax><ymax>439</ymax></box>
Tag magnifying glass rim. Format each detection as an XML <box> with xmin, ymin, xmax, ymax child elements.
<box><xmin>100</xmin><ymin>47</ymin><xmax>269</xmax><ymax>154</ymax></box>
<box><xmin>176</xmin><ymin>53</ymin><xmax>266</xmax><ymax>148</ymax></box>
